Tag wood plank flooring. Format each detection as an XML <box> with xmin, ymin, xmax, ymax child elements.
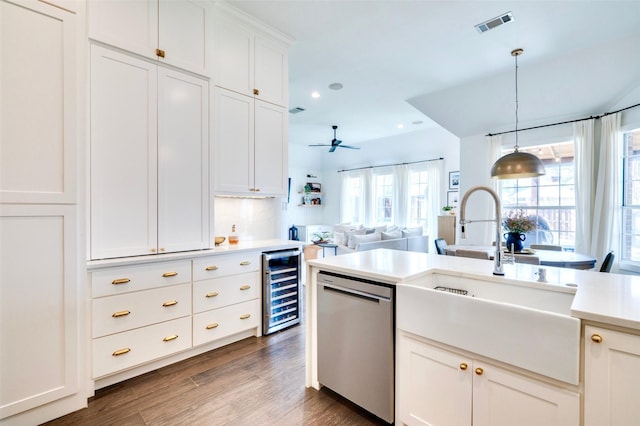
<box><xmin>44</xmin><ymin>325</ymin><xmax>388</xmax><ymax>425</ymax></box>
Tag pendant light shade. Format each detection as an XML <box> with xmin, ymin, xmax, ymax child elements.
<box><xmin>491</xmin><ymin>48</ymin><xmax>545</xmax><ymax>179</ymax></box>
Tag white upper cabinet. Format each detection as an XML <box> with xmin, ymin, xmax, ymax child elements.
<box><xmin>214</xmin><ymin>88</ymin><xmax>288</xmax><ymax>197</ymax></box>
<box><xmin>213</xmin><ymin>8</ymin><xmax>290</xmax><ymax>107</ymax></box>
<box><xmin>88</xmin><ymin>0</ymin><xmax>212</xmax><ymax>76</ymax></box>
<box><xmin>0</xmin><ymin>0</ymin><xmax>77</xmax><ymax>204</ymax></box>
<box><xmin>90</xmin><ymin>45</ymin><xmax>209</xmax><ymax>259</ymax></box>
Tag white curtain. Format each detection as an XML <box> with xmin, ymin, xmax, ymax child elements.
<box><xmin>590</xmin><ymin>113</ymin><xmax>621</xmax><ymax>270</ymax></box>
<box><xmin>573</xmin><ymin>119</ymin><xmax>595</xmax><ymax>254</ymax></box>
<box><xmin>393</xmin><ymin>164</ymin><xmax>408</xmax><ymax>227</ymax></box>
<box><xmin>423</xmin><ymin>160</ymin><xmax>443</xmax><ymax>243</ymax></box>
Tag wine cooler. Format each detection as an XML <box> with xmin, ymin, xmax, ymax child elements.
<box><xmin>262</xmin><ymin>249</ymin><xmax>302</xmax><ymax>335</ymax></box>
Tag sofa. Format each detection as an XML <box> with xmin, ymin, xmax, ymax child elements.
<box><xmin>332</xmin><ymin>224</ymin><xmax>429</xmax><ymax>255</ymax></box>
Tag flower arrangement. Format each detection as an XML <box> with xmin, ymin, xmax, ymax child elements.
<box><xmin>502</xmin><ymin>210</ymin><xmax>537</xmax><ymax>234</ymax></box>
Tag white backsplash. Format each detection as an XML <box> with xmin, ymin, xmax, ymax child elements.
<box><xmin>214</xmin><ymin>197</ymin><xmax>282</xmax><ymax>241</ymax></box>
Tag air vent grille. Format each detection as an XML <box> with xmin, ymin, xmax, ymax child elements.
<box><xmin>475</xmin><ymin>12</ymin><xmax>513</xmax><ymax>33</ymax></box>
<box><xmin>289</xmin><ymin>107</ymin><xmax>305</xmax><ymax>114</ymax></box>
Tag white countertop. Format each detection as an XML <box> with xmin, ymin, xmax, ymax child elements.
<box><xmin>87</xmin><ymin>239</ymin><xmax>304</xmax><ymax>269</ymax></box>
<box><xmin>307</xmin><ymin>249</ymin><xmax>640</xmax><ymax>331</ymax></box>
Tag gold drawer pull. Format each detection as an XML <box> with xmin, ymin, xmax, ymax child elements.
<box><xmin>206</xmin><ymin>323</ymin><xmax>219</xmax><ymax>330</ymax></box>
<box><xmin>205</xmin><ymin>265</ymin><xmax>219</xmax><ymax>271</ymax></box>
<box><xmin>591</xmin><ymin>334</ymin><xmax>603</xmax><ymax>343</ymax></box>
<box><xmin>475</xmin><ymin>367</ymin><xmax>484</xmax><ymax>376</ymax></box>
<box><xmin>112</xmin><ymin>278</ymin><xmax>130</xmax><ymax>285</ymax></box>
<box><xmin>253</xmin><ymin>88</ymin><xmax>259</xmax><ymax>95</ymax></box>
<box><xmin>162</xmin><ymin>300</ymin><xmax>178</xmax><ymax>307</ymax></box>
<box><xmin>163</xmin><ymin>334</ymin><xmax>178</xmax><ymax>342</ymax></box>
<box><xmin>112</xmin><ymin>348</ymin><xmax>131</xmax><ymax>356</ymax></box>
<box><xmin>240</xmin><ymin>285</ymin><xmax>251</xmax><ymax>291</ymax></box>
<box><xmin>156</xmin><ymin>48</ymin><xmax>165</xmax><ymax>58</ymax></box>
<box><xmin>459</xmin><ymin>363</ymin><xmax>468</xmax><ymax>371</ymax></box>
<box><xmin>162</xmin><ymin>271</ymin><xmax>178</xmax><ymax>277</ymax></box>
<box><xmin>205</xmin><ymin>291</ymin><xmax>219</xmax><ymax>298</ymax></box>
<box><xmin>240</xmin><ymin>261</ymin><xmax>251</xmax><ymax>266</ymax></box>
<box><xmin>240</xmin><ymin>313</ymin><xmax>251</xmax><ymax>320</ymax></box>
<box><xmin>112</xmin><ymin>310</ymin><xmax>131</xmax><ymax>318</ymax></box>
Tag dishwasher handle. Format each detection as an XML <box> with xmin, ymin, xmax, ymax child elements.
<box><xmin>320</xmin><ymin>282</ymin><xmax>390</xmax><ymax>303</ymax></box>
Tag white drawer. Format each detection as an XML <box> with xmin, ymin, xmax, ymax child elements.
<box><xmin>93</xmin><ymin>316</ymin><xmax>192</xmax><ymax>378</ymax></box>
<box><xmin>193</xmin><ymin>272</ymin><xmax>261</xmax><ymax>314</ymax></box>
<box><xmin>92</xmin><ymin>260</ymin><xmax>191</xmax><ymax>298</ymax></box>
<box><xmin>193</xmin><ymin>252</ymin><xmax>260</xmax><ymax>281</ymax></box>
<box><xmin>192</xmin><ymin>299</ymin><xmax>261</xmax><ymax>347</ymax></box>
<box><xmin>93</xmin><ymin>283</ymin><xmax>191</xmax><ymax>338</ymax></box>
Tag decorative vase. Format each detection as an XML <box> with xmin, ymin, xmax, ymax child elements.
<box><xmin>504</xmin><ymin>232</ymin><xmax>526</xmax><ymax>252</ymax></box>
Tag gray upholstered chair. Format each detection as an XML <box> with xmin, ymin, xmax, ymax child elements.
<box><xmin>530</xmin><ymin>244</ymin><xmax>562</xmax><ymax>251</ymax></box>
<box><xmin>456</xmin><ymin>249</ymin><xmax>490</xmax><ymax>260</ymax></box>
<box><xmin>515</xmin><ymin>255</ymin><xmax>541</xmax><ymax>265</ymax></box>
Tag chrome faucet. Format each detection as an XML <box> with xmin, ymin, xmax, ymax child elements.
<box><xmin>459</xmin><ymin>186</ymin><xmax>505</xmax><ymax>276</ymax></box>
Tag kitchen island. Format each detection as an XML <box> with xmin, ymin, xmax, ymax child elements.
<box><xmin>305</xmin><ymin>249</ymin><xmax>640</xmax><ymax>425</ymax></box>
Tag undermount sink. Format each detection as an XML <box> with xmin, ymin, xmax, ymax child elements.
<box><xmin>397</xmin><ymin>272</ymin><xmax>580</xmax><ymax>384</ymax></box>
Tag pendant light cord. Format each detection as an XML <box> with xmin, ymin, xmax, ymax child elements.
<box><xmin>513</xmin><ymin>50</ymin><xmax>520</xmax><ymax>151</ymax></box>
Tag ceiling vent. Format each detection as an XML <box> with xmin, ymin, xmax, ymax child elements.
<box><xmin>475</xmin><ymin>12</ymin><xmax>513</xmax><ymax>33</ymax></box>
<box><xmin>289</xmin><ymin>107</ymin><xmax>305</xmax><ymax>114</ymax></box>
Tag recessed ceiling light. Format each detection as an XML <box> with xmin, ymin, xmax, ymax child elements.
<box><xmin>328</xmin><ymin>82</ymin><xmax>343</xmax><ymax>90</ymax></box>
<box><xmin>311</xmin><ymin>91</ymin><xmax>320</xmax><ymax>98</ymax></box>
<box><xmin>397</xmin><ymin>124</ymin><xmax>404</xmax><ymax>129</ymax></box>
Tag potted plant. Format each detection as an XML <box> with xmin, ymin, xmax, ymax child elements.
<box><xmin>502</xmin><ymin>210</ymin><xmax>537</xmax><ymax>252</ymax></box>
<box><xmin>311</xmin><ymin>231</ymin><xmax>332</xmax><ymax>244</ymax></box>
<box><xmin>442</xmin><ymin>205</ymin><xmax>455</xmax><ymax>215</ymax></box>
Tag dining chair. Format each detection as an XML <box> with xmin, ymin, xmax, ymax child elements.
<box><xmin>600</xmin><ymin>251</ymin><xmax>615</xmax><ymax>272</ymax></box>
<box><xmin>434</xmin><ymin>238</ymin><xmax>448</xmax><ymax>255</ymax></box>
<box><xmin>530</xmin><ymin>244</ymin><xmax>562</xmax><ymax>251</ymax></box>
<box><xmin>456</xmin><ymin>249</ymin><xmax>490</xmax><ymax>260</ymax></box>
<box><xmin>515</xmin><ymin>255</ymin><xmax>541</xmax><ymax>265</ymax></box>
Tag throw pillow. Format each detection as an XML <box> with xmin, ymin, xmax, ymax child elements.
<box><xmin>381</xmin><ymin>230</ymin><xmax>402</xmax><ymax>240</ymax></box>
<box><xmin>345</xmin><ymin>229</ymin><xmax>366</xmax><ymax>249</ymax></box>
<box><xmin>402</xmin><ymin>226</ymin><xmax>423</xmax><ymax>238</ymax></box>
<box><xmin>350</xmin><ymin>232</ymin><xmax>382</xmax><ymax>248</ymax></box>
<box><xmin>333</xmin><ymin>231</ymin><xmax>346</xmax><ymax>246</ymax></box>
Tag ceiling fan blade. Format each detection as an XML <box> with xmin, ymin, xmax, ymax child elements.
<box><xmin>329</xmin><ymin>145</ymin><xmax>338</xmax><ymax>153</ymax></box>
<box><xmin>308</xmin><ymin>144</ymin><xmax>331</xmax><ymax>147</ymax></box>
<box><xmin>338</xmin><ymin>145</ymin><xmax>360</xmax><ymax>150</ymax></box>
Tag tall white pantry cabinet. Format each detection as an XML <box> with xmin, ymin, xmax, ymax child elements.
<box><xmin>1</xmin><ymin>0</ymin><xmax>87</xmax><ymax>424</ymax></box>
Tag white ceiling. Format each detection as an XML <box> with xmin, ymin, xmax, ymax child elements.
<box><xmin>228</xmin><ymin>0</ymin><xmax>640</xmax><ymax>146</ymax></box>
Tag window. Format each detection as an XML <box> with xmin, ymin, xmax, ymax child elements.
<box><xmin>499</xmin><ymin>141</ymin><xmax>576</xmax><ymax>249</ymax></box>
<box><xmin>622</xmin><ymin>128</ymin><xmax>640</xmax><ymax>265</ymax></box>
<box><xmin>408</xmin><ymin>169</ymin><xmax>428</xmax><ymax>226</ymax></box>
<box><xmin>373</xmin><ymin>172</ymin><xmax>393</xmax><ymax>224</ymax></box>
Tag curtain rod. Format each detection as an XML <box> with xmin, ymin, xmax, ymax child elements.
<box><xmin>337</xmin><ymin>157</ymin><xmax>444</xmax><ymax>173</ymax></box>
<box><xmin>486</xmin><ymin>102</ymin><xmax>640</xmax><ymax>137</ymax></box>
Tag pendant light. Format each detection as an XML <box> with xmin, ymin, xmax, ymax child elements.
<box><xmin>490</xmin><ymin>48</ymin><xmax>545</xmax><ymax>179</ymax></box>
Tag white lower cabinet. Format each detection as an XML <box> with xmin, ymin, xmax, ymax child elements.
<box><xmin>397</xmin><ymin>331</ymin><xmax>579</xmax><ymax>426</ymax></box>
<box><xmin>193</xmin><ymin>299</ymin><xmax>261</xmax><ymax>346</ymax></box>
<box><xmin>584</xmin><ymin>325</ymin><xmax>640</xmax><ymax>426</ymax></box>
<box><xmin>93</xmin><ymin>316</ymin><xmax>192</xmax><ymax>378</ymax></box>
<box><xmin>90</xmin><ymin>252</ymin><xmax>264</xmax><ymax>381</ymax></box>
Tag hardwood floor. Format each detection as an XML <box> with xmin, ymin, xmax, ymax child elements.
<box><xmin>44</xmin><ymin>325</ymin><xmax>389</xmax><ymax>425</ymax></box>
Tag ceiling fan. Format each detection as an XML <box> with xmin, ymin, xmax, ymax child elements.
<box><xmin>309</xmin><ymin>125</ymin><xmax>360</xmax><ymax>153</ymax></box>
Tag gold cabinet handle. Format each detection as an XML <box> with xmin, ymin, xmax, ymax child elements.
<box><xmin>156</xmin><ymin>48</ymin><xmax>165</xmax><ymax>58</ymax></box>
<box><xmin>112</xmin><ymin>348</ymin><xmax>131</xmax><ymax>356</ymax></box>
<box><xmin>459</xmin><ymin>363</ymin><xmax>468</xmax><ymax>371</ymax></box>
<box><xmin>205</xmin><ymin>265</ymin><xmax>219</xmax><ymax>271</ymax></box>
<box><xmin>160</xmin><ymin>247</ymin><xmax>166</xmax><ymax>252</ymax></box>
<box><xmin>163</xmin><ymin>334</ymin><xmax>178</xmax><ymax>342</ymax></box>
<box><xmin>253</xmin><ymin>88</ymin><xmax>259</xmax><ymax>95</ymax></box>
<box><xmin>112</xmin><ymin>310</ymin><xmax>131</xmax><ymax>318</ymax></box>
<box><xmin>151</xmin><ymin>248</ymin><xmax>157</xmax><ymax>253</ymax></box>
<box><xmin>475</xmin><ymin>367</ymin><xmax>484</xmax><ymax>376</ymax></box>
<box><xmin>240</xmin><ymin>261</ymin><xmax>251</xmax><ymax>266</ymax></box>
<box><xmin>205</xmin><ymin>291</ymin><xmax>219</xmax><ymax>298</ymax></box>
<box><xmin>206</xmin><ymin>323</ymin><xmax>219</xmax><ymax>330</ymax></box>
<box><xmin>162</xmin><ymin>300</ymin><xmax>178</xmax><ymax>307</ymax></box>
<box><xmin>591</xmin><ymin>334</ymin><xmax>603</xmax><ymax>343</ymax></box>
<box><xmin>162</xmin><ymin>271</ymin><xmax>178</xmax><ymax>277</ymax></box>
<box><xmin>240</xmin><ymin>313</ymin><xmax>251</xmax><ymax>320</ymax></box>
<box><xmin>112</xmin><ymin>278</ymin><xmax>131</xmax><ymax>285</ymax></box>
<box><xmin>240</xmin><ymin>285</ymin><xmax>251</xmax><ymax>291</ymax></box>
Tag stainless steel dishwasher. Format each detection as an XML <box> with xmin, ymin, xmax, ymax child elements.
<box><xmin>317</xmin><ymin>271</ymin><xmax>394</xmax><ymax>423</ymax></box>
